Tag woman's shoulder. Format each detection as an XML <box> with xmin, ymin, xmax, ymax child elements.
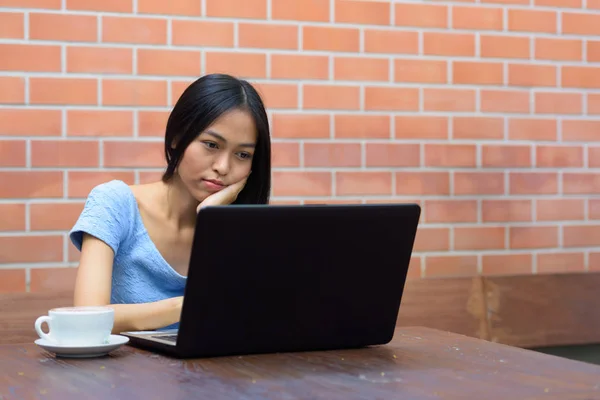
<box><xmin>87</xmin><ymin>179</ymin><xmax>134</xmax><ymax>204</ymax></box>
<box><xmin>69</xmin><ymin>180</ymin><xmax>138</xmax><ymax>253</ymax></box>
<box><xmin>82</xmin><ymin>179</ymin><xmax>140</xmax><ymax>224</ymax></box>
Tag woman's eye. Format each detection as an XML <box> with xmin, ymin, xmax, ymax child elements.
<box><xmin>237</xmin><ymin>152</ymin><xmax>252</xmax><ymax>160</ymax></box>
<box><xmin>203</xmin><ymin>141</ymin><xmax>218</xmax><ymax>149</ymax></box>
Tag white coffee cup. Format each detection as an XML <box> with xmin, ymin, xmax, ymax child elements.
<box><xmin>34</xmin><ymin>306</ymin><xmax>114</xmax><ymax>346</ymax></box>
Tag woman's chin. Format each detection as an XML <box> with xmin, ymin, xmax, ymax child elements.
<box><xmin>186</xmin><ymin>186</ymin><xmax>210</xmax><ymax>204</ymax></box>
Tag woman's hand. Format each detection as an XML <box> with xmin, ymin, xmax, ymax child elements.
<box><xmin>196</xmin><ymin>176</ymin><xmax>248</xmax><ymax>213</ymax></box>
<box><xmin>108</xmin><ymin>295</ymin><xmax>184</xmax><ymax>333</ymax></box>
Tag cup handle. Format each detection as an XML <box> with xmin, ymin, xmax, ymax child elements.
<box><xmin>34</xmin><ymin>316</ymin><xmax>53</xmax><ymax>342</ymax></box>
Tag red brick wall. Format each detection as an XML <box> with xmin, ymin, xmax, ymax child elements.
<box><xmin>1</xmin><ymin>0</ymin><xmax>599</xmax><ymax>292</ymax></box>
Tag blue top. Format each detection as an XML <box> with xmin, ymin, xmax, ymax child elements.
<box><xmin>69</xmin><ymin>179</ymin><xmax>187</xmax><ymax>330</ymax></box>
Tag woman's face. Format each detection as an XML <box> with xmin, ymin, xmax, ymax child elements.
<box><xmin>177</xmin><ymin>108</ymin><xmax>257</xmax><ymax>202</ymax></box>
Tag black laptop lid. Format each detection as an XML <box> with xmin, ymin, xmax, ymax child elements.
<box><xmin>177</xmin><ymin>203</ymin><xmax>421</xmax><ymax>358</ymax></box>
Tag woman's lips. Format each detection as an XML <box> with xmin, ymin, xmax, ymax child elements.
<box><xmin>202</xmin><ymin>179</ymin><xmax>225</xmax><ymax>191</ymax></box>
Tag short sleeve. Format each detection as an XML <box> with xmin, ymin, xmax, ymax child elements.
<box><xmin>69</xmin><ymin>180</ymin><xmax>133</xmax><ymax>255</ymax></box>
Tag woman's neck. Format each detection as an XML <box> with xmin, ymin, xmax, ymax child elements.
<box><xmin>158</xmin><ymin>176</ymin><xmax>199</xmax><ymax>230</ymax></box>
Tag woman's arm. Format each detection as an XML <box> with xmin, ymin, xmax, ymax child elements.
<box><xmin>74</xmin><ymin>233</ymin><xmax>183</xmax><ymax>333</ymax></box>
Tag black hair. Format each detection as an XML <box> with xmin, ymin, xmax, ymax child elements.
<box><xmin>162</xmin><ymin>73</ymin><xmax>271</xmax><ymax>204</ymax></box>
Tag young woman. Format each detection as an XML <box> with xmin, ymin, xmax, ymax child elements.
<box><xmin>69</xmin><ymin>73</ymin><xmax>272</xmax><ymax>333</ymax></box>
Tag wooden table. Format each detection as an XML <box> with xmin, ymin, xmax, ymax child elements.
<box><xmin>1</xmin><ymin>327</ymin><xmax>599</xmax><ymax>400</ymax></box>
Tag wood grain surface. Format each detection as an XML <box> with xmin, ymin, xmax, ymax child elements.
<box><xmin>484</xmin><ymin>273</ymin><xmax>600</xmax><ymax>348</ymax></box>
<box><xmin>397</xmin><ymin>276</ymin><xmax>487</xmax><ymax>340</ymax></box>
<box><xmin>1</xmin><ymin>327</ymin><xmax>599</xmax><ymax>400</ymax></box>
<box><xmin>3</xmin><ymin>273</ymin><xmax>600</xmax><ymax>350</ymax></box>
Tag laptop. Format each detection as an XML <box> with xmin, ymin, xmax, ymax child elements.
<box><xmin>122</xmin><ymin>203</ymin><xmax>421</xmax><ymax>359</ymax></box>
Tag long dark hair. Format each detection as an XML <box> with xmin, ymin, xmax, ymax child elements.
<box><xmin>162</xmin><ymin>73</ymin><xmax>271</xmax><ymax>204</ymax></box>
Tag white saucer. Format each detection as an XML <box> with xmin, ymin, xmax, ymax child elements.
<box><xmin>35</xmin><ymin>335</ymin><xmax>129</xmax><ymax>358</ymax></box>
